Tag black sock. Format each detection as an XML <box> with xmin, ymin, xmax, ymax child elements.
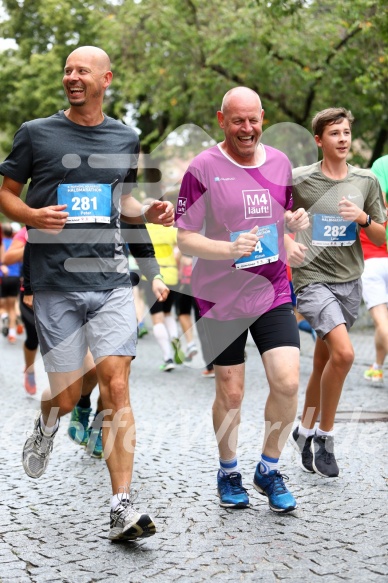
<box><xmin>77</xmin><ymin>395</ymin><xmax>91</xmax><ymax>409</ymax></box>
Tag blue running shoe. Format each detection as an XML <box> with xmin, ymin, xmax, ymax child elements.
<box><xmin>68</xmin><ymin>406</ymin><xmax>91</xmax><ymax>446</ymax></box>
<box><xmin>253</xmin><ymin>466</ymin><xmax>297</xmax><ymax>513</ymax></box>
<box><xmin>85</xmin><ymin>413</ymin><xmax>104</xmax><ymax>459</ymax></box>
<box><xmin>217</xmin><ymin>470</ymin><xmax>249</xmax><ymax>508</ymax></box>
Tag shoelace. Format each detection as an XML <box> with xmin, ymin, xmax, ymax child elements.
<box><xmin>318</xmin><ymin>436</ymin><xmax>335</xmax><ymax>464</ymax></box>
<box><xmin>268</xmin><ymin>472</ymin><xmax>289</xmax><ymax>495</ymax></box>
<box><xmin>227</xmin><ymin>472</ymin><xmax>248</xmax><ymax>494</ymax></box>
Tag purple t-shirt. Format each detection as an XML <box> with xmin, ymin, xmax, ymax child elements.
<box><xmin>175</xmin><ymin>144</ymin><xmax>293</xmax><ymax>320</ymax></box>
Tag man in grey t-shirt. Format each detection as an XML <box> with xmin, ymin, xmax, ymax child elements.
<box><xmin>288</xmin><ymin>107</ymin><xmax>385</xmax><ymax>479</ymax></box>
<box><xmin>0</xmin><ymin>45</ymin><xmax>174</xmax><ymax>541</ymax></box>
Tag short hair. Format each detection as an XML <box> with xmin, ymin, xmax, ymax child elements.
<box><xmin>312</xmin><ymin>108</ymin><xmax>354</xmax><ymax>138</ymax></box>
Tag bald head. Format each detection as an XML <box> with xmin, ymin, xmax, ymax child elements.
<box><xmin>221</xmin><ymin>87</ymin><xmax>262</xmax><ymax>115</ymax></box>
<box><xmin>66</xmin><ymin>46</ymin><xmax>111</xmax><ymax>74</ymax></box>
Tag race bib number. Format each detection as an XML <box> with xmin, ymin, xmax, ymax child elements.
<box><xmin>312</xmin><ymin>214</ymin><xmax>356</xmax><ymax>247</ymax></box>
<box><xmin>231</xmin><ymin>223</ymin><xmax>279</xmax><ymax>269</ymax></box>
<box><xmin>57</xmin><ymin>184</ymin><xmax>111</xmax><ymax>224</ymax></box>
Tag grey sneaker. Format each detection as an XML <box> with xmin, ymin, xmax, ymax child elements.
<box><xmin>312</xmin><ymin>434</ymin><xmax>339</xmax><ymax>478</ymax></box>
<box><xmin>289</xmin><ymin>426</ymin><xmax>314</xmax><ymax>473</ymax></box>
<box><xmin>108</xmin><ymin>498</ymin><xmax>156</xmax><ymax>541</ymax></box>
<box><xmin>22</xmin><ymin>414</ymin><xmax>59</xmax><ymax>478</ymax></box>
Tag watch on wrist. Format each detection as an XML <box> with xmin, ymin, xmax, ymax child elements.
<box><xmin>360</xmin><ymin>214</ymin><xmax>371</xmax><ymax>228</ymax></box>
<box><xmin>153</xmin><ymin>274</ymin><xmax>164</xmax><ymax>281</ymax></box>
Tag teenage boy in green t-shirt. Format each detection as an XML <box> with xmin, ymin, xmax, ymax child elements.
<box><xmin>288</xmin><ymin>108</ymin><xmax>385</xmax><ymax>478</ymax></box>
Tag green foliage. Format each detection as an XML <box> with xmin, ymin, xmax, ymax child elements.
<box><xmin>0</xmin><ymin>0</ymin><xmax>387</xmax><ymax>163</ymax></box>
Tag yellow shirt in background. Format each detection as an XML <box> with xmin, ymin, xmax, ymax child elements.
<box><xmin>145</xmin><ymin>224</ymin><xmax>178</xmax><ymax>286</ymax></box>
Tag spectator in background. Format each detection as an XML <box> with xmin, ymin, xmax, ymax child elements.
<box><xmin>0</xmin><ymin>222</ymin><xmax>23</xmax><ymax>343</ymax></box>
<box><xmin>361</xmin><ymin>154</ymin><xmax>388</xmax><ymax>383</ymax></box>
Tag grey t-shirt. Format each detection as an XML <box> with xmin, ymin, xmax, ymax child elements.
<box><xmin>291</xmin><ymin>161</ymin><xmax>385</xmax><ymax>294</ymax></box>
<box><xmin>0</xmin><ymin>111</ymin><xmax>139</xmax><ymax>292</ymax></box>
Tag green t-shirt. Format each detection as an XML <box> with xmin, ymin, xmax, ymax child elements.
<box><xmin>371</xmin><ymin>155</ymin><xmax>388</xmax><ymax>199</ymax></box>
<box><xmin>291</xmin><ymin>161</ymin><xmax>385</xmax><ymax>294</ymax></box>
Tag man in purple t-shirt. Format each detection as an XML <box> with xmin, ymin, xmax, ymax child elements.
<box><xmin>176</xmin><ymin>87</ymin><xmax>308</xmax><ymax>513</ymax></box>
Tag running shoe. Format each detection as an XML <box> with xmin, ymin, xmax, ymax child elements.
<box><xmin>253</xmin><ymin>466</ymin><xmax>297</xmax><ymax>513</ymax></box>
<box><xmin>160</xmin><ymin>359</ymin><xmax>175</xmax><ymax>372</ymax></box>
<box><xmin>201</xmin><ymin>368</ymin><xmax>215</xmax><ymax>378</ymax></box>
<box><xmin>67</xmin><ymin>406</ymin><xmax>91</xmax><ymax>446</ymax></box>
<box><xmin>24</xmin><ymin>371</ymin><xmax>37</xmax><ymax>396</ymax></box>
<box><xmin>217</xmin><ymin>470</ymin><xmax>249</xmax><ymax>508</ymax></box>
<box><xmin>16</xmin><ymin>317</ymin><xmax>24</xmax><ymax>335</ymax></box>
<box><xmin>8</xmin><ymin>334</ymin><xmax>16</xmax><ymax>344</ymax></box>
<box><xmin>363</xmin><ymin>366</ymin><xmax>383</xmax><ymax>383</ymax></box>
<box><xmin>86</xmin><ymin>413</ymin><xmax>104</xmax><ymax>459</ymax></box>
<box><xmin>311</xmin><ymin>434</ymin><xmax>339</xmax><ymax>477</ymax></box>
<box><xmin>185</xmin><ymin>342</ymin><xmax>198</xmax><ymax>362</ymax></box>
<box><xmin>109</xmin><ymin>499</ymin><xmax>156</xmax><ymax>541</ymax></box>
<box><xmin>137</xmin><ymin>322</ymin><xmax>148</xmax><ymax>338</ymax></box>
<box><xmin>22</xmin><ymin>414</ymin><xmax>59</xmax><ymax>478</ymax></box>
<box><xmin>289</xmin><ymin>426</ymin><xmax>314</xmax><ymax>473</ymax></box>
<box><xmin>171</xmin><ymin>337</ymin><xmax>185</xmax><ymax>364</ymax></box>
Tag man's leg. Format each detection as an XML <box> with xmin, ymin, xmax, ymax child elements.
<box><xmin>304</xmin><ymin>324</ymin><xmax>354</xmax><ymax>478</ymax></box>
<box><xmin>95</xmin><ymin>355</ymin><xmax>134</xmax><ymax>492</ymax></box>
<box><xmin>367</xmin><ymin>303</ymin><xmax>388</xmax><ymax>380</ymax></box>
<box><xmin>261</xmin><ymin>346</ymin><xmax>299</xmax><ymax>458</ymax></box>
<box><xmin>213</xmin><ymin>363</ymin><xmax>244</xmax><ymax>461</ymax></box>
<box><xmin>96</xmin><ymin>354</ymin><xmax>156</xmax><ymax>541</ymax></box>
<box><xmin>213</xmin><ymin>363</ymin><xmax>249</xmax><ymax>508</ymax></box>
<box><xmin>23</xmin><ymin>370</ymin><xmax>83</xmax><ymax>479</ymax></box>
<box><xmin>252</xmin><ymin>346</ymin><xmax>299</xmax><ymax>513</ymax></box>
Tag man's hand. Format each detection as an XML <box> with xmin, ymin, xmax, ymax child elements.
<box><xmin>284</xmin><ymin>236</ymin><xmax>308</xmax><ymax>267</ymax></box>
<box><xmin>285</xmin><ymin>208</ymin><xmax>309</xmax><ymax>232</ymax></box>
<box><xmin>23</xmin><ymin>294</ymin><xmax>34</xmax><ymax>309</ymax></box>
<box><xmin>144</xmin><ymin>200</ymin><xmax>175</xmax><ymax>227</ymax></box>
<box><xmin>338</xmin><ymin>197</ymin><xmax>365</xmax><ymax>223</ymax></box>
<box><xmin>231</xmin><ymin>226</ymin><xmax>259</xmax><ymax>258</ymax></box>
<box><xmin>32</xmin><ymin>205</ymin><xmax>69</xmax><ymax>234</ymax></box>
<box><xmin>151</xmin><ymin>278</ymin><xmax>170</xmax><ymax>302</ymax></box>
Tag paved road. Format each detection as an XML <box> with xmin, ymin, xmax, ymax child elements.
<box><xmin>0</xmin><ymin>323</ymin><xmax>387</xmax><ymax>582</ymax></box>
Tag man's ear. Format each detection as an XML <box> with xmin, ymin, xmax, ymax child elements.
<box><xmin>217</xmin><ymin>110</ymin><xmax>224</xmax><ymax>129</ymax></box>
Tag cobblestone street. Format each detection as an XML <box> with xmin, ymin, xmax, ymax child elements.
<box><xmin>0</xmin><ymin>324</ymin><xmax>387</xmax><ymax>582</ymax></box>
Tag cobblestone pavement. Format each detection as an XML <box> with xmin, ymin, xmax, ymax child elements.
<box><xmin>0</xmin><ymin>323</ymin><xmax>387</xmax><ymax>583</ymax></box>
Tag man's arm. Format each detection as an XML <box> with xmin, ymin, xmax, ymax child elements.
<box><xmin>0</xmin><ymin>176</ymin><xmax>68</xmax><ymax>232</ymax></box>
<box><xmin>120</xmin><ymin>196</ymin><xmax>174</xmax><ymax>227</ymax></box>
<box><xmin>338</xmin><ymin>197</ymin><xmax>385</xmax><ymax>247</ymax></box>
<box><xmin>177</xmin><ymin>227</ymin><xmax>259</xmax><ymax>260</ymax></box>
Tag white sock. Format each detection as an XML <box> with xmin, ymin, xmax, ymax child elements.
<box><xmin>299</xmin><ymin>423</ymin><xmax>316</xmax><ymax>438</ymax></box>
<box><xmin>258</xmin><ymin>454</ymin><xmax>279</xmax><ymax>474</ymax></box>
<box><xmin>316</xmin><ymin>427</ymin><xmax>335</xmax><ymax>437</ymax></box>
<box><xmin>153</xmin><ymin>322</ymin><xmax>173</xmax><ymax>361</ymax></box>
<box><xmin>111</xmin><ymin>493</ymin><xmax>130</xmax><ymax>511</ymax></box>
<box><xmin>219</xmin><ymin>456</ymin><xmax>239</xmax><ymax>475</ymax></box>
<box><xmin>40</xmin><ymin>415</ymin><xmax>59</xmax><ymax>436</ymax></box>
<box><xmin>164</xmin><ymin>315</ymin><xmax>178</xmax><ymax>339</ymax></box>
<box><xmin>373</xmin><ymin>362</ymin><xmax>383</xmax><ymax>370</ymax></box>
<box><xmin>8</xmin><ymin>327</ymin><xmax>16</xmax><ymax>337</ymax></box>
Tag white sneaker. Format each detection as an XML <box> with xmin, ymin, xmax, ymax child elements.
<box><xmin>108</xmin><ymin>500</ymin><xmax>156</xmax><ymax>540</ymax></box>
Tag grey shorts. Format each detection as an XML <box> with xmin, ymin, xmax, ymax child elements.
<box><xmin>296</xmin><ymin>280</ymin><xmax>362</xmax><ymax>339</ymax></box>
<box><xmin>34</xmin><ymin>288</ymin><xmax>137</xmax><ymax>373</ymax></box>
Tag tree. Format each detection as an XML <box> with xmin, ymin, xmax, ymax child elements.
<box><xmin>0</xmin><ymin>0</ymin><xmax>387</xmax><ymax>164</ymax></box>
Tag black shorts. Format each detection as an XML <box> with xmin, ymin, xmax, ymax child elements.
<box><xmin>175</xmin><ymin>284</ymin><xmax>199</xmax><ymax>317</ymax></box>
<box><xmin>201</xmin><ymin>303</ymin><xmax>300</xmax><ymax>366</ymax></box>
<box><xmin>0</xmin><ymin>276</ymin><xmax>20</xmax><ymax>298</ymax></box>
<box><xmin>143</xmin><ymin>281</ymin><xmax>177</xmax><ymax>315</ymax></box>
